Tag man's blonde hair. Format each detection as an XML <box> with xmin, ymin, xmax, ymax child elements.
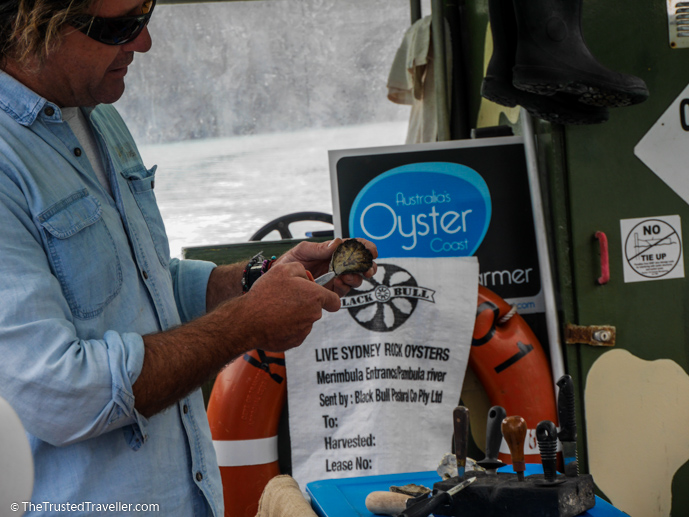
<box><xmin>1</xmin><ymin>0</ymin><xmax>96</xmax><ymax>66</ymax></box>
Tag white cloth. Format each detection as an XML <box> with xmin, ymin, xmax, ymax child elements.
<box><xmin>387</xmin><ymin>16</ymin><xmax>453</xmax><ymax>144</ymax></box>
<box><xmin>286</xmin><ymin>257</ymin><xmax>478</xmax><ymax>490</ymax></box>
<box><xmin>63</xmin><ymin>107</ymin><xmax>112</xmax><ymax>197</ymax></box>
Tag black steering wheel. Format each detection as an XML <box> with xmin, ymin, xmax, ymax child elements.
<box><xmin>249</xmin><ymin>211</ymin><xmax>333</xmax><ymax>241</ymax></box>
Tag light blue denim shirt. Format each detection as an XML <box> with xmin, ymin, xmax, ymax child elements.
<box><xmin>0</xmin><ymin>70</ymin><xmax>223</xmax><ymax>516</ymax></box>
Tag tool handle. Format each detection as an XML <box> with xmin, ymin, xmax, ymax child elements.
<box><xmin>557</xmin><ymin>374</ymin><xmax>577</xmax><ymax>442</ymax></box>
<box><xmin>453</xmin><ymin>406</ymin><xmax>470</xmax><ymax>475</ymax></box>
<box><xmin>501</xmin><ymin>415</ymin><xmax>527</xmax><ymax>471</ymax></box>
<box><xmin>485</xmin><ymin>405</ymin><xmax>506</xmax><ymax>461</ymax></box>
<box><xmin>365</xmin><ymin>492</ymin><xmax>411</xmax><ymax>516</ymax></box>
<box><xmin>399</xmin><ymin>492</ymin><xmax>450</xmax><ymax>517</ymax></box>
<box><xmin>536</xmin><ymin>420</ymin><xmax>559</xmax><ymax>482</ymax></box>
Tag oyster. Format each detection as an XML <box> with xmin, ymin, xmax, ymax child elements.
<box><xmin>330</xmin><ymin>239</ymin><xmax>373</xmax><ymax>276</ymax></box>
<box><xmin>437</xmin><ymin>452</ymin><xmax>458</xmax><ymax>480</ymax></box>
<box><xmin>388</xmin><ymin>484</ymin><xmax>431</xmax><ymax>497</ymax></box>
<box><xmin>437</xmin><ymin>453</ymin><xmax>485</xmax><ymax>480</ymax></box>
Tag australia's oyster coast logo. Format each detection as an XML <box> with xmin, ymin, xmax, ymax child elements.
<box><xmin>342</xmin><ymin>263</ymin><xmax>434</xmax><ymax>332</ymax></box>
<box><xmin>348</xmin><ymin>162</ymin><xmax>492</xmax><ymax>259</ymax></box>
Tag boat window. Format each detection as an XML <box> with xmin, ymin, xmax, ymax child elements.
<box><xmin>115</xmin><ymin>0</ymin><xmax>428</xmax><ymax>257</ymax></box>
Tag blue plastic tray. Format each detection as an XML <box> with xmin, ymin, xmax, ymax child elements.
<box><xmin>306</xmin><ymin>466</ymin><xmax>627</xmax><ymax>517</ymax></box>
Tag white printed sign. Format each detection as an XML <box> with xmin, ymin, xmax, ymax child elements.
<box><xmin>635</xmin><ymin>83</ymin><xmax>689</xmax><ymax>205</ymax></box>
<box><xmin>620</xmin><ymin>216</ymin><xmax>684</xmax><ymax>283</ymax></box>
<box><xmin>286</xmin><ymin>257</ymin><xmax>478</xmax><ymax>489</ymax></box>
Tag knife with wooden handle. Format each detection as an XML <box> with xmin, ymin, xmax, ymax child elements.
<box><xmin>501</xmin><ymin>415</ymin><xmax>527</xmax><ymax>481</ymax></box>
<box><xmin>453</xmin><ymin>406</ymin><xmax>470</xmax><ymax>479</ymax></box>
<box><xmin>365</xmin><ymin>492</ymin><xmax>412</xmax><ymax>516</ymax></box>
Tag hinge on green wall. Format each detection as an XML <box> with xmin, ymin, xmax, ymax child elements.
<box><xmin>564</xmin><ymin>324</ymin><xmax>616</xmax><ymax>347</ymax></box>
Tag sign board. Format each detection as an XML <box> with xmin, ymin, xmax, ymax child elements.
<box><xmin>330</xmin><ymin>136</ymin><xmax>544</xmax><ymax>314</ymax></box>
<box><xmin>620</xmin><ymin>215</ymin><xmax>684</xmax><ymax>283</ymax></box>
<box><xmin>635</xmin><ymin>83</ymin><xmax>689</xmax><ymax>205</ymax></box>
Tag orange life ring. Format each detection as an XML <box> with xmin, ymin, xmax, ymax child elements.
<box><xmin>207</xmin><ymin>285</ymin><xmax>557</xmax><ymax>516</ymax></box>
<box><xmin>470</xmin><ymin>285</ymin><xmax>558</xmax><ymax>464</ymax></box>
<box><xmin>206</xmin><ymin>349</ymin><xmax>287</xmax><ymax>517</ymax></box>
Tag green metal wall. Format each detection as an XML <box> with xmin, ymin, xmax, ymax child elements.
<box><xmin>464</xmin><ymin>0</ymin><xmax>689</xmax><ymax>514</ymax></box>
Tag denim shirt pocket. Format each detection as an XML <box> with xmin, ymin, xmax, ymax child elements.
<box><xmin>38</xmin><ymin>189</ymin><xmax>123</xmax><ymax>320</ymax></box>
<box><xmin>121</xmin><ymin>165</ymin><xmax>170</xmax><ymax>268</ymax></box>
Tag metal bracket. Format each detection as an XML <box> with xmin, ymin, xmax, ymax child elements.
<box><xmin>564</xmin><ymin>324</ymin><xmax>616</xmax><ymax>347</ymax></box>
<box><xmin>668</xmin><ymin>0</ymin><xmax>689</xmax><ymax>48</ymax></box>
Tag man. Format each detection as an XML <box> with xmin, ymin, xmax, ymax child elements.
<box><xmin>0</xmin><ymin>0</ymin><xmax>376</xmax><ymax>515</ymax></box>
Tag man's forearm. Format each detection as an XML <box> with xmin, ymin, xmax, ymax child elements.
<box><xmin>205</xmin><ymin>262</ymin><xmax>245</xmax><ymax>312</ymax></box>
<box><xmin>136</xmin><ymin>260</ymin><xmax>259</xmax><ymax>417</ymax></box>
<box><xmin>134</xmin><ymin>296</ymin><xmax>257</xmax><ymax>417</ymax></box>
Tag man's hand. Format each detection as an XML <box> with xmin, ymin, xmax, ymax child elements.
<box><xmin>239</xmin><ymin>261</ymin><xmax>341</xmax><ymax>352</ymax></box>
<box><xmin>275</xmin><ymin>238</ymin><xmax>378</xmax><ymax>296</ymax></box>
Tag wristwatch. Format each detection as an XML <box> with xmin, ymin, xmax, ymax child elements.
<box><xmin>241</xmin><ymin>252</ymin><xmax>276</xmax><ymax>293</ymax></box>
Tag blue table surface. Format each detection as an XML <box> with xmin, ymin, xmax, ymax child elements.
<box><xmin>306</xmin><ymin>465</ymin><xmax>627</xmax><ymax>517</ymax></box>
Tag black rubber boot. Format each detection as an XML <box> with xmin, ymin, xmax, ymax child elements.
<box><xmin>511</xmin><ymin>0</ymin><xmax>649</xmax><ymax>108</ymax></box>
<box><xmin>481</xmin><ymin>0</ymin><xmax>609</xmax><ymax>125</ymax></box>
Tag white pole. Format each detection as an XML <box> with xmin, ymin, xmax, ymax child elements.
<box><xmin>520</xmin><ymin>109</ymin><xmax>566</xmax><ymax>389</ymax></box>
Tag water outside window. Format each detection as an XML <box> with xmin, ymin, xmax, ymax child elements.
<box><xmin>115</xmin><ymin>0</ymin><xmax>430</xmax><ymax>257</ymax></box>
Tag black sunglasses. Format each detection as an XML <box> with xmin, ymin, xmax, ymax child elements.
<box><xmin>71</xmin><ymin>0</ymin><xmax>156</xmax><ymax>46</ymax></box>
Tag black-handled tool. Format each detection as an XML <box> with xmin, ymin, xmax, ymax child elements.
<box><xmin>557</xmin><ymin>374</ymin><xmax>579</xmax><ymax>477</ymax></box>
<box><xmin>453</xmin><ymin>406</ymin><xmax>470</xmax><ymax>479</ymax></box>
<box><xmin>476</xmin><ymin>405</ymin><xmax>506</xmax><ymax>474</ymax></box>
<box><xmin>536</xmin><ymin>420</ymin><xmax>564</xmax><ymax>485</ymax></box>
<box><xmin>399</xmin><ymin>477</ymin><xmax>476</xmax><ymax>517</ymax></box>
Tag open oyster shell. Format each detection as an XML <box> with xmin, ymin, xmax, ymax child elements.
<box><xmin>389</xmin><ymin>483</ymin><xmax>431</xmax><ymax>497</ymax></box>
<box><xmin>330</xmin><ymin>239</ymin><xmax>373</xmax><ymax>276</ymax></box>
